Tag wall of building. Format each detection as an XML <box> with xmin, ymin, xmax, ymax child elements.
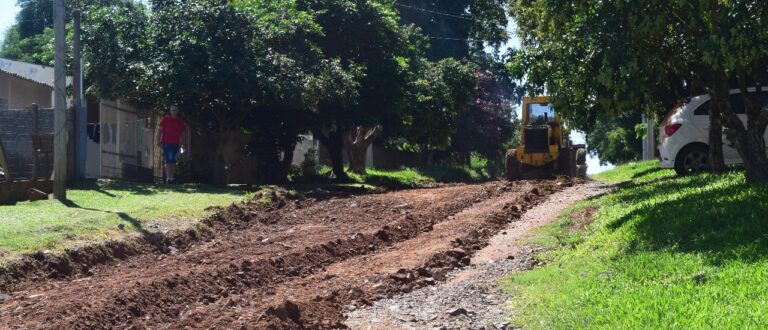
<box><xmin>0</xmin><ymin>73</ymin><xmax>53</xmax><ymax>109</ymax></box>
<box><xmin>0</xmin><ymin>107</ymin><xmax>54</xmax><ymax>179</ymax></box>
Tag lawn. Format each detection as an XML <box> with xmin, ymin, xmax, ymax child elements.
<box><xmin>317</xmin><ymin>160</ymin><xmax>492</xmax><ymax>188</ymax></box>
<box><xmin>504</xmin><ymin>161</ymin><xmax>768</xmax><ymax>329</ymax></box>
<box><xmin>0</xmin><ymin>181</ymin><xmax>252</xmax><ymax>260</ymax></box>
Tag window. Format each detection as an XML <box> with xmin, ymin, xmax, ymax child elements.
<box><xmin>694</xmin><ymin>101</ymin><xmax>710</xmax><ymax>116</ymax></box>
<box><xmin>693</xmin><ymin>92</ymin><xmax>768</xmax><ymax>116</ymax></box>
<box><xmin>528</xmin><ymin>102</ymin><xmax>555</xmax><ymax>125</ymax></box>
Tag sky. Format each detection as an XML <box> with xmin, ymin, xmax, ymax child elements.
<box><xmin>0</xmin><ymin>0</ymin><xmax>19</xmax><ymax>43</ymax></box>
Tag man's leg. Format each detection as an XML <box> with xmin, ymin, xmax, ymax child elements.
<box><xmin>164</xmin><ymin>144</ymin><xmax>180</xmax><ymax>183</ymax></box>
<box><xmin>164</xmin><ymin>163</ymin><xmax>173</xmax><ymax>182</ymax></box>
<box><xmin>168</xmin><ymin>163</ymin><xmax>176</xmax><ymax>181</ymax></box>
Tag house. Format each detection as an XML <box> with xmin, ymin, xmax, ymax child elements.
<box><xmin>0</xmin><ymin>58</ymin><xmax>58</xmax><ymax>109</ymax></box>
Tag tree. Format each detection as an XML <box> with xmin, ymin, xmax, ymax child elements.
<box><xmin>0</xmin><ymin>0</ymin><xmax>138</xmax><ymax>66</ymax></box>
<box><xmin>297</xmin><ymin>0</ymin><xmax>424</xmax><ymax>177</ymax></box>
<box><xmin>0</xmin><ymin>26</ymin><xmax>54</xmax><ymax>65</ymax></box>
<box><xmin>509</xmin><ymin>0</ymin><xmax>768</xmax><ymax>182</ymax></box>
<box><xmin>85</xmin><ymin>0</ymin><xmax>321</xmax><ymax>184</ymax></box>
<box><xmin>398</xmin><ymin>1</ymin><xmax>513</xmax><ymax>171</ymax></box>
<box><xmin>82</xmin><ymin>1</ymin><xmax>150</xmax><ymax>103</ymax></box>
<box><xmin>450</xmin><ymin>67</ymin><xmax>517</xmax><ymax>170</ymax></box>
<box><xmin>586</xmin><ymin>113</ymin><xmax>643</xmax><ymax>166</ymax></box>
<box><xmin>395</xmin><ymin>58</ymin><xmax>479</xmax><ymax>161</ymax></box>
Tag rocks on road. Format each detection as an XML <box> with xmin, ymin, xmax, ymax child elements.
<box><xmin>344</xmin><ymin>181</ymin><xmax>611</xmax><ymax>330</ymax></box>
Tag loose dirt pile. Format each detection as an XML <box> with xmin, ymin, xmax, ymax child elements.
<box><xmin>0</xmin><ymin>180</ymin><xmax>565</xmax><ymax>329</ymax></box>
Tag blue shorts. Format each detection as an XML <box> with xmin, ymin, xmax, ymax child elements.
<box><xmin>163</xmin><ymin>144</ymin><xmax>180</xmax><ymax>164</ymax></box>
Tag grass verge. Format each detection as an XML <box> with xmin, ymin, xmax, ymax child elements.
<box><xmin>0</xmin><ymin>181</ymin><xmax>252</xmax><ymax>261</ymax></box>
<box><xmin>316</xmin><ymin>164</ymin><xmax>491</xmax><ymax>188</ymax></box>
<box><xmin>503</xmin><ymin>161</ymin><xmax>768</xmax><ymax>329</ymax></box>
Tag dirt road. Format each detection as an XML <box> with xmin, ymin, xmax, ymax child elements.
<box><xmin>0</xmin><ymin>181</ymin><xmax>563</xmax><ymax>329</ymax></box>
<box><xmin>346</xmin><ymin>181</ymin><xmax>610</xmax><ymax>329</ymax></box>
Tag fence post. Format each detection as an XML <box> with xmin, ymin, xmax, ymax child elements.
<box><xmin>33</xmin><ymin>103</ymin><xmax>39</xmax><ymax>134</ymax></box>
<box><xmin>31</xmin><ymin>104</ymin><xmax>39</xmax><ymax>181</ymax></box>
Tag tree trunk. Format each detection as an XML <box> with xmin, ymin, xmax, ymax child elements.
<box><xmin>729</xmin><ymin>70</ymin><xmax>768</xmax><ymax>182</ymax></box>
<box><xmin>314</xmin><ymin>129</ymin><xmax>348</xmax><ymax>180</ymax></box>
<box><xmin>732</xmin><ymin>128</ymin><xmax>768</xmax><ymax>182</ymax></box>
<box><xmin>279</xmin><ymin>142</ymin><xmax>296</xmax><ymax>181</ymax></box>
<box><xmin>343</xmin><ymin>125</ymin><xmax>383</xmax><ymax>175</ymax></box>
<box><xmin>708</xmin><ymin>78</ymin><xmax>728</xmax><ymax>172</ymax></box>
<box><xmin>210</xmin><ymin>129</ymin><xmax>232</xmax><ymax>185</ymax></box>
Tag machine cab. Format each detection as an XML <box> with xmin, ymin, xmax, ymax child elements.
<box><xmin>519</xmin><ymin>96</ymin><xmax>568</xmax><ymax>166</ymax></box>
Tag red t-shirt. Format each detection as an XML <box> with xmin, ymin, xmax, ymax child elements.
<box><xmin>160</xmin><ymin>115</ymin><xmax>186</xmax><ymax>145</ymax></box>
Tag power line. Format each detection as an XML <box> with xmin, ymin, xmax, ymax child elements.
<box><xmin>393</xmin><ymin>3</ymin><xmax>477</xmax><ymax>22</ymax></box>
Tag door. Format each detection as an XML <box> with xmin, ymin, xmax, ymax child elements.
<box><xmin>688</xmin><ymin>97</ymin><xmax>741</xmax><ymax>160</ymax></box>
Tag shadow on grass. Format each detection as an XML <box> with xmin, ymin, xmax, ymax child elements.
<box><xmin>418</xmin><ymin>166</ymin><xmax>488</xmax><ymax>183</ymax></box>
<box><xmin>71</xmin><ymin>180</ymin><xmax>244</xmax><ymax>197</ymax></box>
<box><xmin>61</xmin><ymin>199</ymin><xmax>170</xmax><ymax>252</ymax></box>
<box><xmin>630</xmin><ymin>166</ymin><xmax>672</xmax><ymax>179</ymax></box>
<box><xmin>605</xmin><ymin>171</ymin><xmax>768</xmax><ymax>265</ymax></box>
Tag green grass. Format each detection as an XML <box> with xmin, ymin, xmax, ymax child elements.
<box><xmin>503</xmin><ymin>161</ymin><xmax>768</xmax><ymax>329</ymax></box>
<box><xmin>591</xmin><ymin>160</ymin><xmax>675</xmax><ymax>182</ymax></box>
<box><xmin>0</xmin><ymin>181</ymin><xmax>252</xmax><ymax>259</ymax></box>
<box><xmin>317</xmin><ymin>164</ymin><xmax>490</xmax><ymax>188</ymax></box>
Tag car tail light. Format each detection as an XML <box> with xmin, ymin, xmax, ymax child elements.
<box><xmin>665</xmin><ymin>123</ymin><xmax>682</xmax><ymax>137</ymax></box>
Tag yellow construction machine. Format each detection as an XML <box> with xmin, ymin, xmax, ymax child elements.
<box><xmin>505</xmin><ymin>96</ymin><xmax>587</xmax><ymax>180</ymax></box>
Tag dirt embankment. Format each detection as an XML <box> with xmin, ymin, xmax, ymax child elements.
<box><xmin>0</xmin><ymin>180</ymin><xmax>566</xmax><ymax>329</ymax></box>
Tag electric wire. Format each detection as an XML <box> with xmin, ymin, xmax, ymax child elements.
<box><xmin>393</xmin><ymin>2</ymin><xmax>478</xmax><ymax>22</ymax></box>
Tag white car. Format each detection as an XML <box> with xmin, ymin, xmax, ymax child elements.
<box><xmin>658</xmin><ymin>88</ymin><xmax>768</xmax><ymax>175</ymax></box>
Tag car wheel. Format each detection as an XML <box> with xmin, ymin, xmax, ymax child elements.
<box><xmin>674</xmin><ymin>144</ymin><xmax>710</xmax><ymax>176</ymax></box>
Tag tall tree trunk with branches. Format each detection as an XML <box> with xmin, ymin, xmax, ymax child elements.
<box><xmin>343</xmin><ymin>125</ymin><xmax>383</xmax><ymax>175</ymax></box>
<box><xmin>708</xmin><ymin>75</ymin><xmax>729</xmax><ymax>172</ymax></box>
<box><xmin>729</xmin><ymin>71</ymin><xmax>768</xmax><ymax>182</ymax></box>
<box><xmin>314</xmin><ymin>129</ymin><xmax>348</xmax><ymax>180</ymax></box>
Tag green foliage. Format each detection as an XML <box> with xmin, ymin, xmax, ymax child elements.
<box><xmin>0</xmin><ymin>0</ymin><xmax>139</xmax><ymax>66</ymax></box>
<box><xmin>15</xmin><ymin>0</ymin><xmax>54</xmax><ymax>39</ymax></box>
<box><xmin>504</xmin><ymin>163</ymin><xmax>768</xmax><ymax>329</ymax></box>
<box><xmin>397</xmin><ymin>58</ymin><xmax>478</xmax><ymax>151</ymax></box>
<box><xmin>0</xmin><ymin>181</ymin><xmax>251</xmax><ymax>259</ymax></box>
<box><xmin>300</xmin><ymin>148</ymin><xmax>318</xmax><ymax>167</ymax></box>
<box><xmin>304</xmin><ymin>0</ymin><xmax>424</xmax><ymax>131</ymax></box>
<box><xmin>0</xmin><ymin>26</ymin><xmax>54</xmax><ymax>66</ymax></box>
<box><xmin>83</xmin><ymin>2</ymin><xmax>150</xmax><ymax>102</ymax></box>
<box><xmin>585</xmin><ymin>113</ymin><xmax>643</xmax><ymax>166</ymax></box>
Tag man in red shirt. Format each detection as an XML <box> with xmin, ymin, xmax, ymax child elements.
<box><xmin>156</xmin><ymin>105</ymin><xmax>187</xmax><ymax>184</ymax></box>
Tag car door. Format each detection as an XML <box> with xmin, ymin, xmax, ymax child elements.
<box><xmin>725</xmin><ymin>93</ymin><xmax>748</xmax><ymax>161</ymax></box>
<box><xmin>688</xmin><ymin>97</ymin><xmax>741</xmax><ymax>160</ymax></box>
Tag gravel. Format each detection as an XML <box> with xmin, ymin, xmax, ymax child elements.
<box><xmin>344</xmin><ymin>181</ymin><xmax>611</xmax><ymax>330</ymax></box>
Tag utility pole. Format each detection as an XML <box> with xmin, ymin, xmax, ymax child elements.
<box><xmin>53</xmin><ymin>0</ymin><xmax>67</xmax><ymax>199</ymax></box>
<box><xmin>74</xmin><ymin>10</ymin><xmax>86</xmax><ymax>180</ymax></box>
<box><xmin>642</xmin><ymin>116</ymin><xmax>656</xmax><ymax>161</ymax></box>
<box><xmin>646</xmin><ymin>117</ymin><xmax>655</xmax><ymax>160</ymax></box>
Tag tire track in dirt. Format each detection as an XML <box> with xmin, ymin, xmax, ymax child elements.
<box><xmin>178</xmin><ymin>182</ymin><xmax>547</xmax><ymax>329</ymax></box>
<box><xmin>0</xmin><ymin>182</ymin><xmax>520</xmax><ymax>329</ymax></box>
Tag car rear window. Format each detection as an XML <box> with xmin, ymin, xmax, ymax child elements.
<box><xmin>693</xmin><ymin>92</ymin><xmax>768</xmax><ymax>116</ymax></box>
